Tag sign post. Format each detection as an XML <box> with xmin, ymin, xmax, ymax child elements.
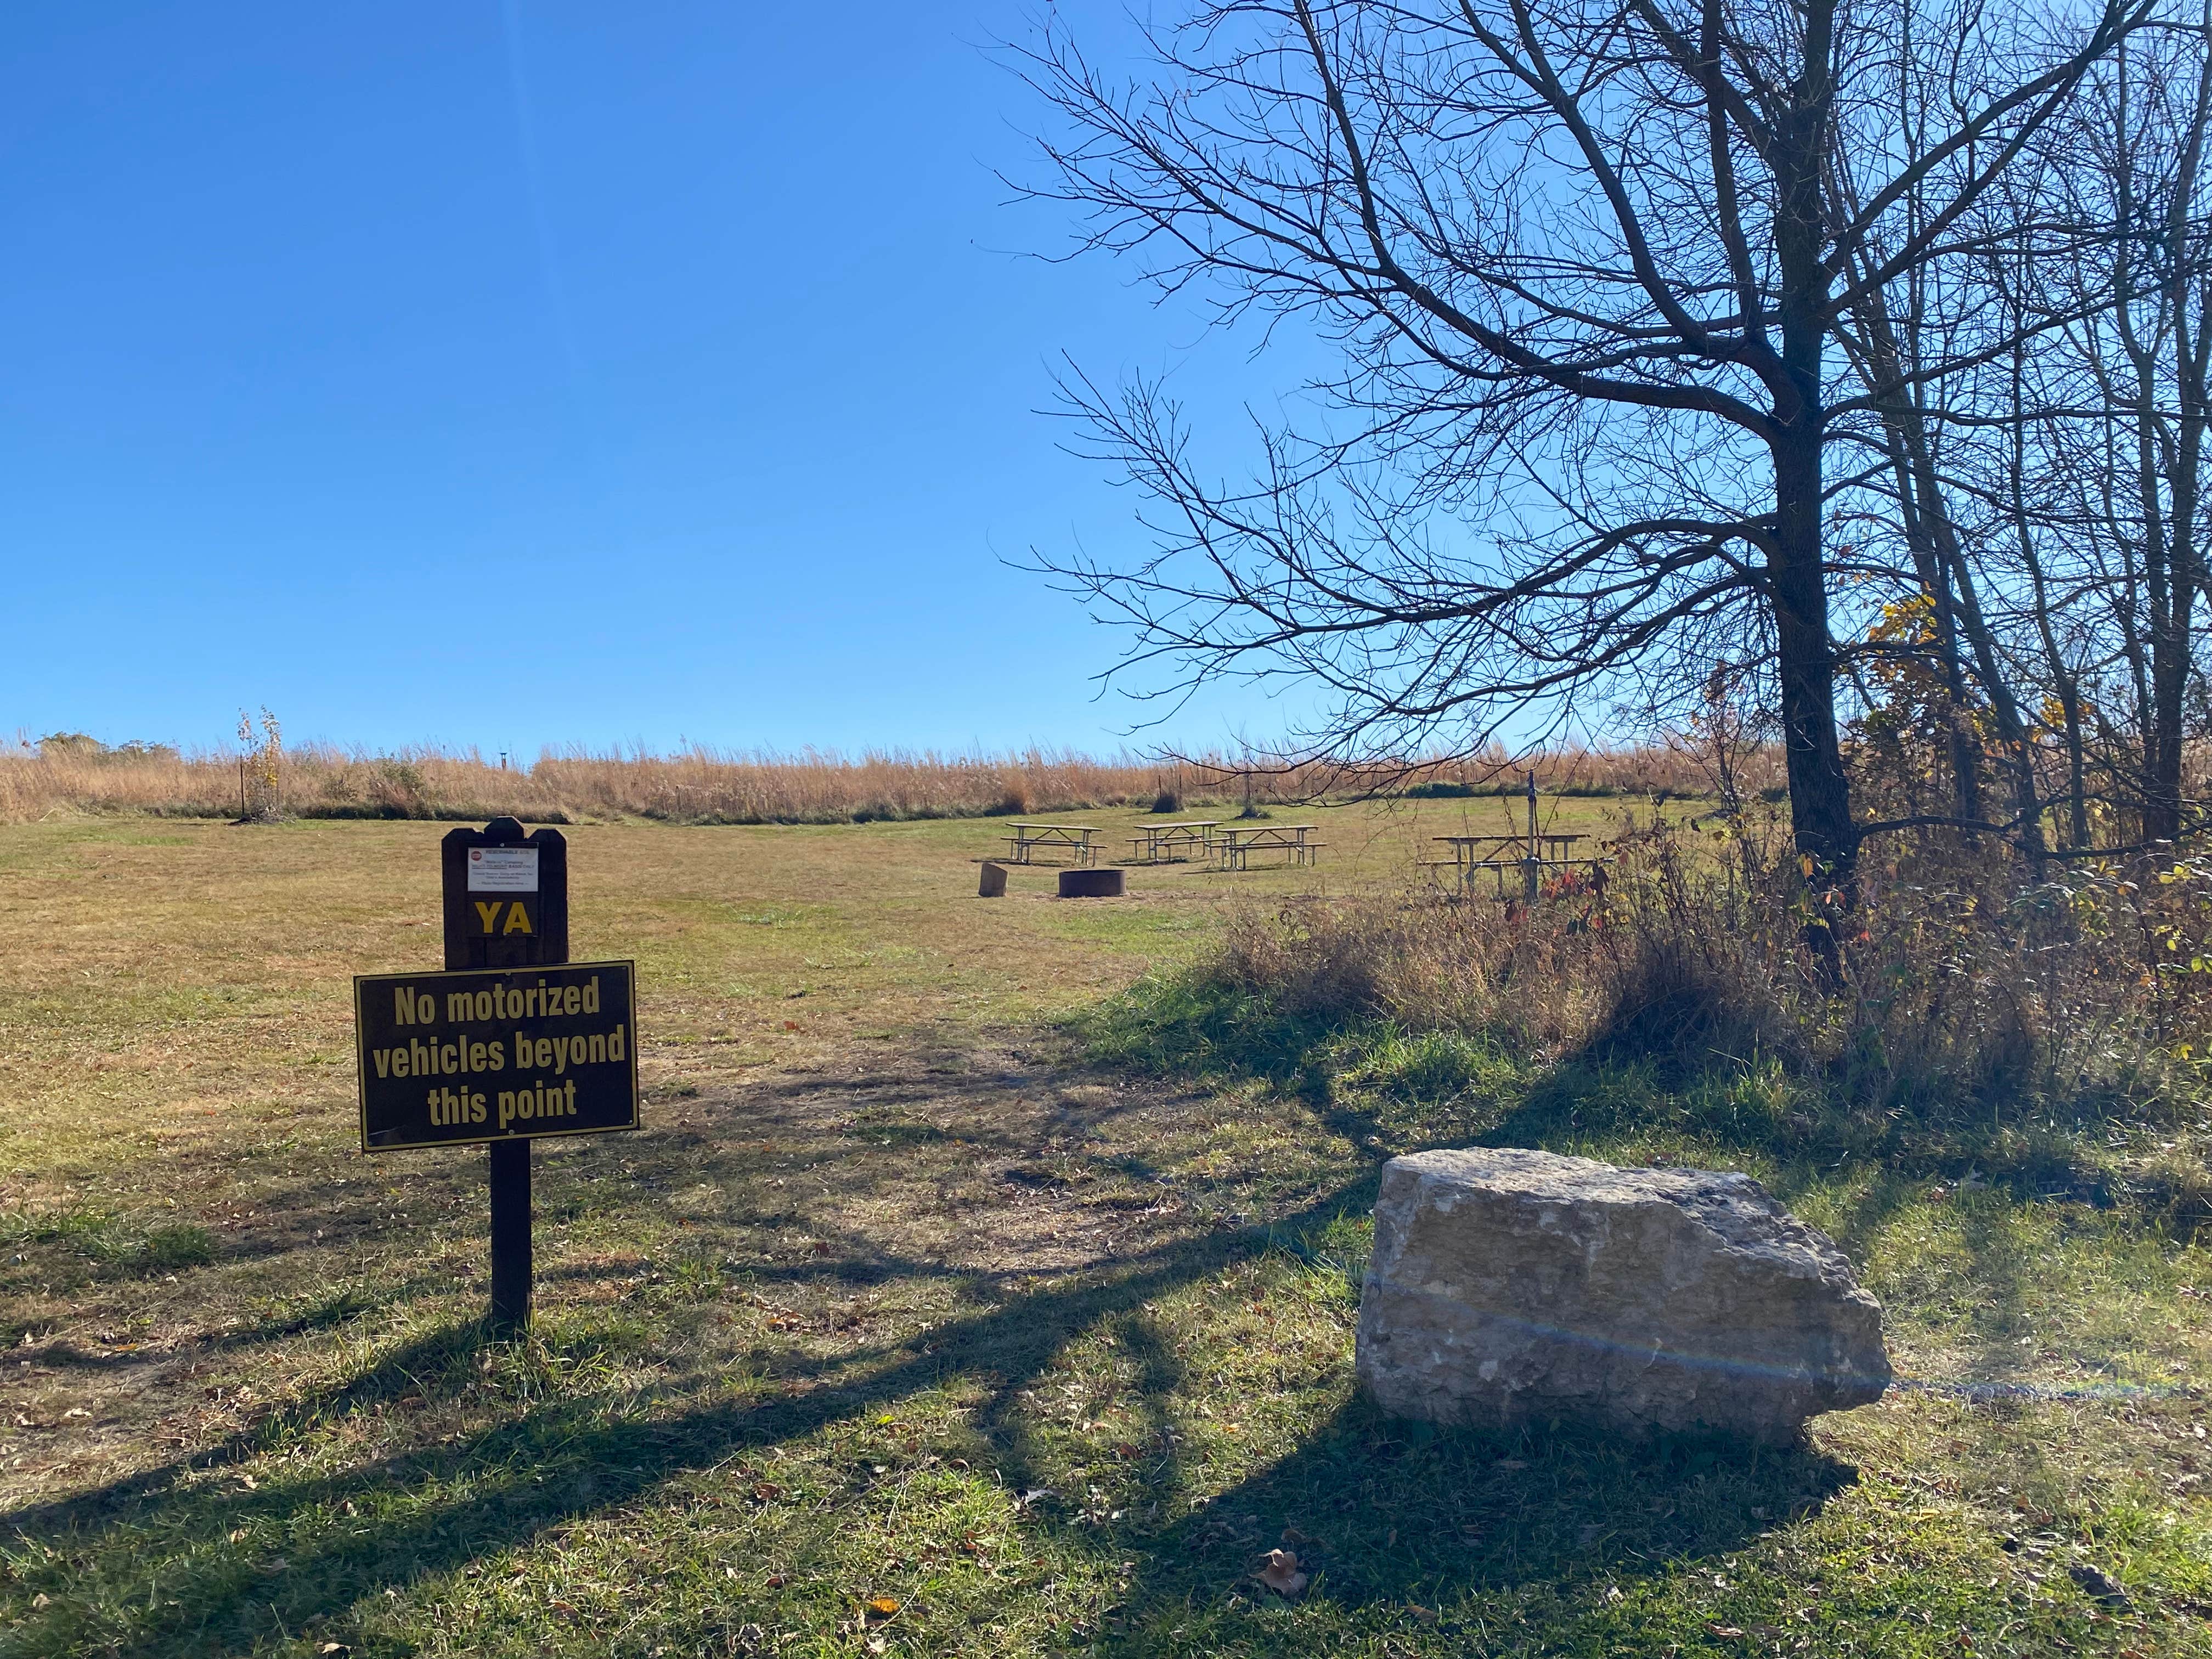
<box><xmin>352</xmin><ymin>817</ymin><xmax>640</xmax><ymax>1335</ymax></box>
<box><xmin>447</xmin><ymin>818</ymin><xmax>563</xmax><ymax>1332</ymax></box>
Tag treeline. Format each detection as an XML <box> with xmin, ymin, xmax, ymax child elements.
<box><xmin>0</xmin><ymin>734</ymin><xmax>1749</xmax><ymax>827</ymax></box>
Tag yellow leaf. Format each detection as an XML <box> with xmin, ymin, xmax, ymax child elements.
<box><xmin>866</xmin><ymin>1596</ymin><xmax>901</xmax><ymax>1618</ymax></box>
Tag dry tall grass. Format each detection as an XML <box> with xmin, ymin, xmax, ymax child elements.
<box><xmin>1157</xmin><ymin>809</ymin><xmax>2212</xmax><ymax>1216</ymax></box>
<box><xmin>0</xmin><ymin>737</ymin><xmax>1739</xmax><ymax>826</ymax></box>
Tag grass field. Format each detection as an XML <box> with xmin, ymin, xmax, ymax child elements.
<box><xmin>4</xmin><ymin>801</ymin><xmax>2211</xmax><ymax>1657</ymax></box>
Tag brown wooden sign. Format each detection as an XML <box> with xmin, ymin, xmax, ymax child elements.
<box><xmin>354</xmin><ymin>960</ymin><xmax>640</xmax><ymax>1152</ymax></box>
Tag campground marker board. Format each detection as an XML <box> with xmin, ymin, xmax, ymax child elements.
<box><xmin>349</xmin><ymin>817</ymin><xmax>637</xmax><ymax>1331</ymax></box>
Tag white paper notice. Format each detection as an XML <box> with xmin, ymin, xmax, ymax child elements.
<box><xmin>467</xmin><ymin>847</ymin><xmax>540</xmax><ymax>892</ymax></box>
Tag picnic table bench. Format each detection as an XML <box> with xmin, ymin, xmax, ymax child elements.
<box><xmin>1127</xmin><ymin>820</ymin><xmax>1221</xmax><ymax>864</ymax></box>
<box><xmin>1430</xmin><ymin>833</ymin><xmax>1602</xmax><ymax>900</ymax></box>
<box><xmin>1000</xmin><ymin>822</ymin><xmax>1103</xmax><ymax>866</ymax></box>
<box><xmin>1214</xmin><ymin>823</ymin><xmax>1323</xmax><ymax>870</ymax></box>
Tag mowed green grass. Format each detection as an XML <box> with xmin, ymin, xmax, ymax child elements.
<box><xmin>1</xmin><ymin>804</ymin><xmax>2209</xmax><ymax>1657</ymax></box>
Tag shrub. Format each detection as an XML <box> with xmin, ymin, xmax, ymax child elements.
<box><xmin>1097</xmin><ymin>816</ymin><xmax>2212</xmax><ymax>1201</ymax></box>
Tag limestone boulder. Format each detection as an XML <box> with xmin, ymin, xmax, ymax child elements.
<box><xmin>1356</xmin><ymin>1148</ymin><xmax>1888</xmax><ymax>1442</ymax></box>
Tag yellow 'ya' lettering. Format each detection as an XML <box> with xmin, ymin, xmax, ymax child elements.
<box><xmin>475</xmin><ymin>901</ymin><xmax>500</xmax><ymax>933</ymax></box>
<box><xmin>503</xmin><ymin>904</ymin><xmax>533</xmax><ymax>935</ymax></box>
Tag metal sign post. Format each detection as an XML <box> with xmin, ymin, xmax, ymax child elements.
<box><xmin>443</xmin><ymin>819</ymin><xmax>565</xmax><ymax>1331</ymax></box>
<box><xmin>351</xmin><ymin>817</ymin><xmax>641</xmax><ymax>1336</ymax></box>
<box><xmin>1523</xmin><ymin>771</ymin><xmax>1541</xmax><ymax>902</ymax></box>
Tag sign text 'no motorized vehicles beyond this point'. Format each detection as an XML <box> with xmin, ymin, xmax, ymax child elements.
<box><xmin>353</xmin><ymin>960</ymin><xmax>639</xmax><ymax>1152</ymax></box>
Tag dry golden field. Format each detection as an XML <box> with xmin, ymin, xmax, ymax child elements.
<box><xmin>0</xmin><ymin>740</ymin><xmax>1749</xmax><ymax>826</ymax></box>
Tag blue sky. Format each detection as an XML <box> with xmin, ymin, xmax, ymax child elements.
<box><xmin>0</xmin><ymin>2</ymin><xmax>1321</xmax><ymax>759</ymax></box>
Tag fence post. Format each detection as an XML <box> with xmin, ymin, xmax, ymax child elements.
<box><xmin>1523</xmin><ymin>770</ymin><xmax>1540</xmax><ymax>902</ymax></box>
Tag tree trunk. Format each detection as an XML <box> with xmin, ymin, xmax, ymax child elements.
<box><xmin>1770</xmin><ymin>425</ymin><xmax>1857</xmax><ymax>884</ymax></box>
<box><xmin>1892</xmin><ymin>392</ymin><xmax>2047</xmax><ymax>867</ymax></box>
<box><xmin>2148</xmin><ymin>578</ymin><xmax>2194</xmax><ymax>842</ymax></box>
<box><xmin>1768</xmin><ymin>0</ymin><xmax>1854</xmax><ymax>893</ymax></box>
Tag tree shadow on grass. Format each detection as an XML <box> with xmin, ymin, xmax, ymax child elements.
<box><xmin>9</xmin><ymin>1180</ymin><xmax>1882</xmax><ymax>1659</ymax></box>
<box><xmin>1100</xmin><ymin>1397</ymin><xmax>1859</xmax><ymax>1643</ymax></box>
<box><xmin>0</xmin><ymin>1186</ymin><xmax>1365</xmax><ymax>1659</ymax></box>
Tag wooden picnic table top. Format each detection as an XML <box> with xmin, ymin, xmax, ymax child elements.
<box><xmin>1143</xmin><ymin>820</ymin><xmax>1222</xmax><ymax>830</ymax></box>
<box><xmin>1435</xmin><ymin>831</ymin><xmax>1587</xmax><ymax>844</ymax></box>
<box><xmin>1007</xmin><ymin>822</ymin><xmax>1103</xmax><ymax>834</ymax></box>
<box><xmin>1220</xmin><ymin>822</ymin><xmax>1317</xmax><ymax>834</ymax></box>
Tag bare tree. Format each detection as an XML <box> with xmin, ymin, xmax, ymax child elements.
<box><xmin>1906</xmin><ymin>12</ymin><xmax>2212</xmax><ymax>850</ymax></box>
<box><xmin>2038</xmin><ymin>22</ymin><xmax>2212</xmax><ymax>842</ymax></box>
<box><xmin>1024</xmin><ymin>0</ymin><xmax>2148</xmax><ymax>884</ymax></box>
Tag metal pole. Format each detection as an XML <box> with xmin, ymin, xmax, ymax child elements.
<box><xmin>1523</xmin><ymin>770</ymin><xmax>1540</xmax><ymax>902</ymax></box>
<box><xmin>488</xmin><ymin>1141</ymin><xmax>531</xmax><ymax>1332</ymax></box>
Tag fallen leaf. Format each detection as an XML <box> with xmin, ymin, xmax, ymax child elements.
<box><xmin>1708</xmin><ymin>1626</ymin><xmax>1747</xmax><ymax>1639</ymax></box>
<box><xmin>766</xmin><ymin>1573</ymin><xmax>789</xmax><ymax>1588</ymax></box>
<box><xmin>1494</xmin><ymin>1458</ymin><xmax>1527</xmax><ymax>1471</ymax></box>
<box><xmin>1259</xmin><ymin>1548</ymin><xmax>1307</xmax><ymax>1598</ymax></box>
<box><xmin>1407</xmin><ymin>1603</ymin><xmax>1438</xmax><ymax>1624</ymax></box>
<box><xmin>63</xmin><ymin>1408</ymin><xmax>90</xmax><ymax>1419</ymax></box>
<box><xmin>318</xmin><ymin>1645</ymin><xmax>349</xmax><ymax>1655</ymax></box>
<box><xmin>752</xmin><ymin>1482</ymin><xmax>782</xmax><ymax>1501</ymax></box>
<box><xmin>865</xmin><ymin>1595</ymin><xmax>901</xmax><ymax>1618</ymax></box>
<box><xmin>31</xmin><ymin>1593</ymin><xmax>49</xmax><ymax>1609</ymax></box>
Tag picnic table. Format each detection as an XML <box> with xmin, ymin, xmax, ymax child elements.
<box><xmin>1127</xmin><ymin>820</ymin><xmax>1221</xmax><ymax>864</ymax></box>
<box><xmin>1000</xmin><ymin>823</ymin><xmax>1103</xmax><ymax>866</ymax></box>
<box><xmin>1214</xmin><ymin>823</ymin><xmax>1323</xmax><ymax>870</ymax></box>
<box><xmin>1430</xmin><ymin>833</ymin><xmax>1600</xmax><ymax>900</ymax></box>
